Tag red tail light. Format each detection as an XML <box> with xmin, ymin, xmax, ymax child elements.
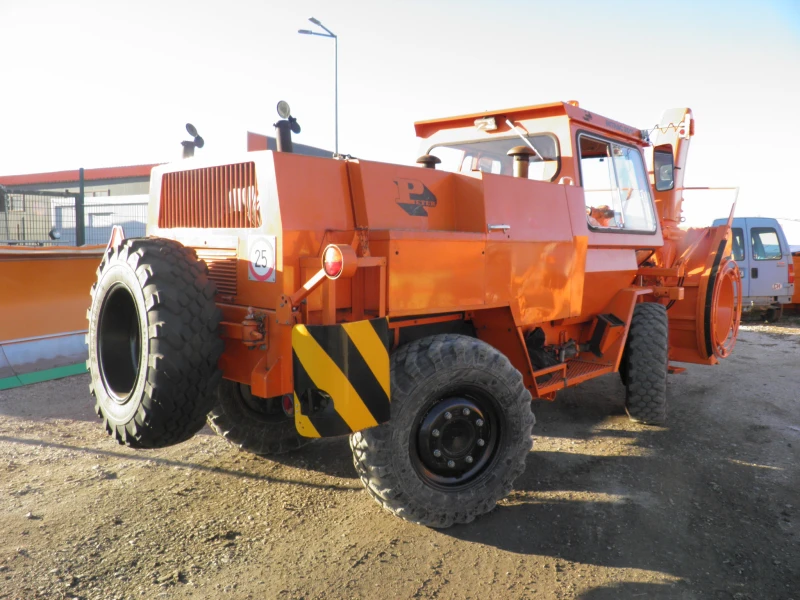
<box><xmin>323</xmin><ymin>245</ymin><xmax>344</xmax><ymax>278</ymax></box>
<box><xmin>282</xmin><ymin>394</ymin><xmax>295</xmax><ymax>417</ymax></box>
<box><xmin>789</xmin><ymin>263</ymin><xmax>795</xmax><ymax>285</ymax></box>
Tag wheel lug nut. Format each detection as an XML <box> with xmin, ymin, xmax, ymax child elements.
<box><xmin>477</xmin><ymin>438</ymin><xmax>485</xmax><ymax>447</ymax></box>
<box><xmin>465</xmin><ymin>456</ymin><xmax>473</xmax><ymax>464</ymax></box>
<box><xmin>433</xmin><ymin>449</ymin><xmax>442</xmax><ymax>458</ymax></box>
<box><xmin>432</xmin><ymin>429</ymin><xmax>440</xmax><ymax>438</ymax></box>
<box><xmin>447</xmin><ymin>460</ymin><xmax>455</xmax><ymax>468</ymax></box>
<box><xmin>475</xmin><ymin>418</ymin><xmax>484</xmax><ymax>427</ymax></box>
<box><xmin>444</xmin><ymin>412</ymin><xmax>452</xmax><ymax>420</ymax></box>
<box><xmin>462</xmin><ymin>408</ymin><xmax>471</xmax><ymax>416</ymax></box>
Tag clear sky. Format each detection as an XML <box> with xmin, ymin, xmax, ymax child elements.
<box><xmin>1</xmin><ymin>0</ymin><xmax>798</xmax><ymax>237</ymax></box>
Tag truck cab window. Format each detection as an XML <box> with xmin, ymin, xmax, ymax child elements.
<box><xmin>732</xmin><ymin>228</ymin><xmax>745</xmax><ymax>261</ymax></box>
<box><xmin>578</xmin><ymin>135</ymin><xmax>657</xmax><ymax>233</ymax></box>
<box><xmin>751</xmin><ymin>227</ymin><xmax>781</xmax><ymax>261</ymax></box>
<box><xmin>429</xmin><ymin>134</ymin><xmax>560</xmax><ymax>182</ymax></box>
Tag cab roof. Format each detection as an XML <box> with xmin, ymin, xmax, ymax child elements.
<box><xmin>414</xmin><ymin>101</ymin><xmax>646</xmax><ymax>145</ymax></box>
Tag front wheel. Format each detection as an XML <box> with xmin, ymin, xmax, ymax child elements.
<box><xmin>350</xmin><ymin>334</ymin><xmax>534</xmax><ymax>528</ymax></box>
<box><xmin>622</xmin><ymin>303</ymin><xmax>669</xmax><ymax>425</ymax></box>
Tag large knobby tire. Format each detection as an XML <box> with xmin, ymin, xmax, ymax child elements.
<box><xmin>621</xmin><ymin>302</ymin><xmax>668</xmax><ymax>425</ymax></box>
<box><xmin>87</xmin><ymin>237</ymin><xmax>224</xmax><ymax>448</ymax></box>
<box><xmin>350</xmin><ymin>334</ymin><xmax>535</xmax><ymax>528</ymax></box>
<box><xmin>207</xmin><ymin>381</ymin><xmax>310</xmax><ymax>455</ymax></box>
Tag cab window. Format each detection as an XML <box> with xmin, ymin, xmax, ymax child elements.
<box><xmin>578</xmin><ymin>134</ymin><xmax>656</xmax><ymax>233</ymax></box>
<box><xmin>731</xmin><ymin>228</ymin><xmax>745</xmax><ymax>261</ymax></box>
<box><xmin>751</xmin><ymin>227</ymin><xmax>782</xmax><ymax>261</ymax></box>
<box><xmin>429</xmin><ymin>134</ymin><xmax>560</xmax><ymax>182</ymax></box>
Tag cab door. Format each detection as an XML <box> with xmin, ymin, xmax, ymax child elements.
<box><xmin>747</xmin><ymin>218</ymin><xmax>785</xmax><ymax>298</ymax></box>
<box><xmin>730</xmin><ymin>225</ymin><xmax>749</xmax><ymax>298</ymax></box>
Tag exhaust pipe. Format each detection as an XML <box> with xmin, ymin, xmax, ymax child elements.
<box><xmin>507</xmin><ymin>146</ymin><xmax>535</xmax><ymax>178</ymax></box>
<box><xmin>273</xmin><ymin>100</ymin><xmax>301</xmax><ymax>153</ymax></box>
<box><xmin>274</xmin><ymin>120</ymin><xmax>294</xmax><ymax>153</ymax></box>
<box><xmin>416</xmin><ymin>155</ymin><xmax>441</xmax><ymax>169</ymax></box>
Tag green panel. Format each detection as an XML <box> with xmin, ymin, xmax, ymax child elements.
<box><xmin>0</xmin><ymin>363</ymin><xmax>87</xmax><ymax>390</ymax></box>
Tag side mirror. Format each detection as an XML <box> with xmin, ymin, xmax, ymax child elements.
<box><xmin>653</xmin><ymin>145</ymin><xmax>674</xmax><ymax>191</ymax></box>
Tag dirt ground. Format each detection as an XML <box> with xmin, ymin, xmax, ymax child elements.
<box><xmin>1</xmin><ymin>322</ymin><xmax>798</xmax><ymax>600</ymax></box>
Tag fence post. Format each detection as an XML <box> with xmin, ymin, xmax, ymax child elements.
<box><xmin>1</xmin><ymin>186</ymin><xmax>9</xmax><ymax>240</ymax></box>
<box><xmin>76</xmin><ymin>168</ymin><xmax>86</xmax><ymax>246</ymax></box>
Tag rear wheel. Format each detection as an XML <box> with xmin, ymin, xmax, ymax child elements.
<box><xmin>622</xmin><ymin>303</ymin><xmax>669</xmax><ymax>425</ymax></box>
<box><xmin>87</xmin><ymin>237</ymin><xmax>223</xmax><ymax>448</ymax></box>
<box><xmin>350</xmin><ymin>334</ymin><xmax>534</xmax><ymax>528</ymax></box>
<box><xmin>207</xmin><ymin>381</ymin><xmax>309</xmax><ymax>455</ymax></box>
<box><xmin>765</xmin><ymin>305</ymin><xmax>783</xmax><ymax>323</ymax></box>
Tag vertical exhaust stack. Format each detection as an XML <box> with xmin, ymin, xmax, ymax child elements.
<box><xmin>274</xmin><ymin>121</ymin><xmax>294</xmax><ymax>153</ymax></box>
<box><xmin>507</xmin><ymin>146</ymin><xmax>536</xmax><ymax>178</ymax></box>
<box><xmin>274</xmin><ymin>100</ymin><xmax>301</xmax><ymax>153</ymax></box>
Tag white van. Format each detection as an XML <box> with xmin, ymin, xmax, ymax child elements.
<box><xmin>712</xmin><ymin>217</ymin><xmax>795</xmax><ymax>321</ymax></box>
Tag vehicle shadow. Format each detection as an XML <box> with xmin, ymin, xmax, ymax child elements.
<box><xmin>576</xmin><ymin>582</ymin><xmax>692</xmax><ymax>599</ymax></box>
<box><xmin>264</xmin><ymin>436</ymin><xmax>359</xmax><ymax>480</ymax></box>
<box><xmin>0</xmin><ymin>433</ymin><xmax>361</xmax><ymax>491</ymax></box>
<box><xmin>438</xmin><ymin>376</ymin><xmax>797</xmax><ymax>598</ymax></box>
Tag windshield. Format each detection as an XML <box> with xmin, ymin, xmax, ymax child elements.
<box><xmin>579</xmin><ymin>135</ymin><xmax>656</xmax><ymax>233</ymax></box>
<box><xmin>428</xmin><ymin>134</ymin><xmax>560</xmax><ymax>182</ymax></box>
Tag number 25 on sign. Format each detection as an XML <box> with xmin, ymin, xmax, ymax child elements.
<box><xmin>247</xmin><ymin>235</ymin><xmax>276</xmax><ymax>282</ymax></box>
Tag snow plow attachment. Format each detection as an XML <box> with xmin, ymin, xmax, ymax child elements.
<box><xmin>0</xmin><ymin>245</ymin><xmax>104</xmax><ymax>389</ymax></box>
<box><xmin>647</xmin><ymin>107</ymin><xmax>742</xmax><ymax>365</ymax></box>
<box><xmin>665</xmin><ymin>224</ymin><xmax>742</xmax><ymax>365</ymax></box>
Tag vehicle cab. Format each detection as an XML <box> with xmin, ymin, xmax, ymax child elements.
<box><xmin>712</xmin><ymin>216</ymin><xmax>794</xmax><ymax>319</ymax></box>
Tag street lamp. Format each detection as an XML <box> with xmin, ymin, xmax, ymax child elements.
<box><xmin>298</xmin><ymin>17</ymin><xmax>338</xmax><ymax>157</ymax></box>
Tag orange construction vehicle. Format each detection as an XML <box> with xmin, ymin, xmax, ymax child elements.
<box><xmin>86</xmin><ymin>101</ymin><xmax>741</xmax><ymax>527</ymax></box>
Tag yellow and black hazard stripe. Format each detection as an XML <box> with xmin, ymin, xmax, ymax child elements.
<box><xmin>292</xmin><ymin>318</ymin><xmax>391</xmax><ymax>438</ymax></box>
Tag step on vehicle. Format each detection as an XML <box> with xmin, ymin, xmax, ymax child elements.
<box><xmin>711</xmin><ymin>217</ymin><xmax>794</xmax><ymax>322</ymax></box>
<box><xmin>87</xmin><ymin>101</ymin><xmax>741</xmax><ymax>527</ymax></box>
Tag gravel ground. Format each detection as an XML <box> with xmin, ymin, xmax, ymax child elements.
<box><xmin>0</xmin><ymin>324</ymin><xmax>798</xmax><ymax>600</ymax></box>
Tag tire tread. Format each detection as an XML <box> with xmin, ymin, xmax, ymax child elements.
<box><xmin>88</xmin><ymin>237</ymin><xmax>223</xmax><ymax>448</ymax></box>
<box><xmin>350</xmin><ymin>334</ymin><xmax>534</xmax><ymax>528</ymax></box>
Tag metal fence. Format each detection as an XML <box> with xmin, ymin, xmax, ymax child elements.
<box><xmin>0</xmin><ymin>187</ymin><xmax>147</xmax><ymax>246</ymax></box>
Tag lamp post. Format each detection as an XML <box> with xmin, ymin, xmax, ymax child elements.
<box><xmin>298</xmin><ymin>17</ymin><xmax>338</xmax><ymax>157</ymax></box>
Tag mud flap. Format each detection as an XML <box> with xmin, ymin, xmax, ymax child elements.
<box><xmin>292</xmin><ymin>318</ymin><xmax>391</xmax><ymax>438</ymax></box>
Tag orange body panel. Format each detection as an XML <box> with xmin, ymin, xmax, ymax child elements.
<box><xmin>142</xmin><ymin>100</ymin><xmax>739</xmax><ymax>402</ymax></box>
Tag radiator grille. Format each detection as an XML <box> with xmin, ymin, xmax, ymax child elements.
<box><xmin>195</xmin><ymin>248</ymin><xmax>238</xmax><ymax>296</ymax></box>
<box><xmin>159</xmin><ymin>162</ymin><xmax>261</xmax><ymax>229</ymax></box>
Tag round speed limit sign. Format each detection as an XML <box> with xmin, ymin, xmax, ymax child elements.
<box><xmin>247</xmin><ymin>235</ymin><xmax>276</xmax><ymax>282</ymax></box>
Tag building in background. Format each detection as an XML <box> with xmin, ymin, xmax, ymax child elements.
<box><xmin>0</xmin><ymin>164</ymin><xmax>156</xmax><ymax>196</ymax></box>
<box><xmin>0</xmin><ymin>166</ymin><xmax>156</xmax><ymax>245</ymax></box>
<box><xmin>0</xmin><ymin>133</ymin><xmax>330</xmax><ymax>246</ymax></box>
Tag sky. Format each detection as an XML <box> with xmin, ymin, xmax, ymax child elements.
<box><xmin>1</xmin><ymin>0</ymin><xmax>799</xmax><ymax>238</ymax></box>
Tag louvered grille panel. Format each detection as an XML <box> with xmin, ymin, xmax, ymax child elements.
<box><xmin>159</xmin><ymin>162</ymin><xmax>261</xmax><ymax>228</ymax></box>
<box><xmin>195</xmin><ymin>248</ymin><xmax>238</xmax><ymax>296</ymax></box>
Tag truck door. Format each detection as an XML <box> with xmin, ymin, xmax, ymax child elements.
<box><xmin>746</xmin><ymin>219</ymin><xmax>785</xmax><ymax>299</ymax></box>
<box><xmin>731</xmin><ymin>225</ymin><xmax>749</xmax><ymax>298</ymax></box>
<box><xmin>482</xmin><ymin>175</ymin><xmax>579</xmax><ymax>323</ymax></box>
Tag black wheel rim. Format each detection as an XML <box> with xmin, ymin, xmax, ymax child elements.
<box><xmin>98</xmin><ymin>283</ymin><xmax>141</xmax><ymax>403</ymax></box>
<box><xmin>411</xmin><ymin>389</ymin><xmax>502</xmax><ymax>490</ymax></box>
